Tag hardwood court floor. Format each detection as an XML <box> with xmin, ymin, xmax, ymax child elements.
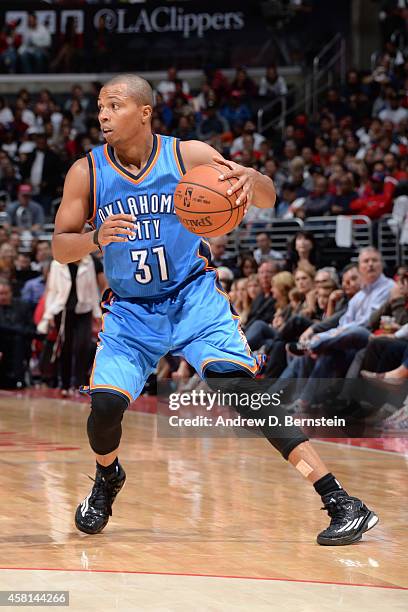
<box><xmin>0</xmin><ymin>394</ymin><xmax>407</xmax><ymax>611</ymax></box>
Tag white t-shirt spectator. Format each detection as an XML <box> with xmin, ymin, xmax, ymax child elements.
<box><xmin>259</xmin><ymin>75</ymin><xmax>288</xmax><ymax>98</ymax></box>
<box><xmin>22</xmin><ymin>109</ymin><xmax>35</xmax><ymax>127</ymax></box>
<box><xmin>253</xmin><ymin>246</ymin><xmax>283</xmax><ymax>264</ymax></box>
<box><xmin>156</xmin><ymin>79</ymin><xmax>190</xmax><ymax>103</ymax></box>
<box><xmin>230</xmin><ymin>132</ymin><xmax>265</xmax><ymax>155</ymax></box>
<box><xmin>379</xmin><ymin>106</ymin><xmax>408</xmax><ymax>125</ymax></box>
<box><xmin>0</xmin><ymin>106</ymin><xmax>13</xmax><ymax>127</ymax></box>
<box><xmin>19</xmin><ymin>23</ymin><xmax>51</xmax><ymax>53</ymax></box>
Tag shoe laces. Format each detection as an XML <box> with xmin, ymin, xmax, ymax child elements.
<box><xmin>321</xmin><ymin>495</ymin><xmax>352</xmax><ymax>526</ymax></box>
<box><xmin>88</xmin><ymin>472</ymin><xmax>113</xmax><ymax>516</ymax></box>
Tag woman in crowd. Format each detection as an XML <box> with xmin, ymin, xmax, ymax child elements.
<box><xmin>285</xmin><ymin>230</ymin><xmax>318</xmax><ymax>272</ymax></box>
<box><xmin>232</xmin><ymin>278</ymin><xmax>251</xmax><ymax>325</ymax></box>
<box><xmin>239</xmin><ymin>254</ymin><xmax>258</xmax><ymax>278</ymax></box>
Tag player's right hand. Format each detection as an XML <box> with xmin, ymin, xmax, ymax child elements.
<box><xmin>97</xmin><ymin>213</ymin><xmax>136</xmax><ymax>246</ymax></box>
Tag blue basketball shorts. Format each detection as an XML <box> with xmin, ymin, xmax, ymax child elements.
<box><xmin>89</xmin><ymin>270</ymin><xmax>260</xmax><ymax>402</ymax></box>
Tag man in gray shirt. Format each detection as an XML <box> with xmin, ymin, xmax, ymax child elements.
<box><xmin>7</xmin><ymin>184</ymin><xmax>44</xmax><ymax>232</ymax></box>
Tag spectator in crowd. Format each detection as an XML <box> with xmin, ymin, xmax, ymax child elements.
<box><xmin>0</xmin><ymin>278</ymin><xmax>35</xmax><ymax>388</ymax></box>
<box><xmin>350</xmin><ymin>274</ymin><xmax>408</xmax><ymax>383</ymax></box>
<box><xmin>174</xmin><ymin>115</ymin><xmax>197</xmax><ymax>141</ymax></box>
<box><xmin>232</xmin><ymin>277</ymin><xmax>253</xmax><ymax>325</ymax></box>
<box><xmin>246</xmin><ymin>271</ymin><xmax>295</xmax><ymax>351</ymax></box>
<box><xmin>50</xmin><ymin>16</ymin><xmax>83</xmax><ymax>73</ymax></box>
<box><xmin>275</xmin><ymin>181</ymin><xmax>299</xmax><ymax>217</ymax></box>
<box><xmin>299</xmin><ymin>264</ymin><xmax>361</xmax><ymax>344</ymax></box>
<box><xmin>37</xmin><ymin>256</ymin><xmax>101</xmax><ymax>396</ymax></box>
<box><xmin>247</xmin><ymin>273</ymin><xmax>261</xmax><ymax>302</ymax></box>
<box><xmin>239</xmin><ymin>254</ymin><xmax>258</xmax><ymax>278</ymax></box>
<box><xmin>0</xmin><ymin>191</ymin><xmax>11</xmax><ymax>226</ymax></box>
<box><xmin>20</xmin><ymin>131</ymin><xmax>63</xmax><ymax>214</ymax></box>
<box><xmin>253</xmin><ymin>232</ymin><xmax>284</xmax><ymax>264</ymax></box>
<box><xmin>197</xmin><ymin>100</ymin><xmax>229</xmax><ymax>141</ymax></box>
<box><xmin>64</xmin><ymin>84</ymin><xmax>89</xmax><ymax>113</ymax></box>
<box><xmin>209</xmin><ymin>236</ymin><xmax>237</xmax><ymax>272</ymax></box>
<box><xmin>21</xmin><ymin>259</ymin><xmax>50</xmax><ymax>309</ymax></box>
<box><xmin>0</xmin><ymin>226</ymin><xmax>9</xmax><ymax>247</ymax></box>
<box><xmin>7</xmin><ymin>184</ymin><xmax>44</xmax><ymax>231</ymax></box>
<box><xmin>18</xmin><ymin>13</ymin><xmax>52</xmax><ymax>74</ymax></box>
<box><xmin>14</xmin><ymin>252</ymin><xmax>38</xmax><ymax>295</ymax></box>
<box><xmin>230</xmin><ymin>67</ymin><xmax>257</xmax><ymax>101</ymax></box>
<box><xmin>220</xmin><ymin>91</ymin><xmax>251</xmax><ymax>129</ymax></box>
<box><xmin>330</xmin><ymin>174</ymin><xmax>358</xmax><ymax>215</ymax></box>
<box><xmin>350</xmin><ymin>172</ymin><xmax>392</xmax><ymax>219</ymax></box>
<box><xmin>378</xmin><ymin>91</ymin><xmax>408</xmax><ymax>125</ymax></box>
<box><xmin>244</xmin><ymin>260</ymin><xmax>280</xmax><ymax>331</ymax></box>
<box><xmin>298</xmin><ymin>175</ymin><xmax>331</xmax><ymax>218</ymax></box>
<box><xmin>0</xmin><ymin>21</ymin><xmax>21</xmax><ymax>74</ymax></box>
<box><xmin>258</xmin><ymin>64</ymin><xmax>288</xmax><ymax>99</ymax></box>
<box><xmin>230</xmin><ymin>121</ymin><xmax>265</xmax><ymax>157</ymax></box>
<box><xmin>289</xmin><ymin>156</ymin><xmax>313</xmax><ymax>194</ymax></box>
<box><xmin>157</xmin><ymin>66</ymin><xmax>190</xmax><ymax>103</ymax></box>
<box><xmin>285</xmin><ymin>231</ymin><xmax>318</xmax><ymax>272</ymax></box>
<box><xmin>0</xmin><ymin>97</ymin><xmax>14</xmax><ymax>127</ymax></box>
<box><xmin>31</xmin><ymin>240</ymin><xmax>52</xmax><ymax>272</ymax></box>
<box><xmin>293</xmin><ymin>263</ymin><xmax>317</xmax><ymax>319</ymax></box>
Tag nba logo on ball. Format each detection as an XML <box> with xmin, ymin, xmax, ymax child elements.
<box><xmin>174</xmin><ymin>163</ymin><xmax>245</xmax><ymax>237</ymax></box>
<box><xmin>184</xmin><ymin>188</ymin><xmax>193</xmax><ymax>208</ymax></box>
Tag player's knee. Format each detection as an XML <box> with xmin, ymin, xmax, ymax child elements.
<box><xmin>87</xmin><ymin>392</ymin><xmax>128</xmax><ymax>455</ymax></box>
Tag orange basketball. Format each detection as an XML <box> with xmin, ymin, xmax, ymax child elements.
<box><xmin>174</xmin><ymin>163</ymin><xmax>245</xmax><ymax>237</ymax></box>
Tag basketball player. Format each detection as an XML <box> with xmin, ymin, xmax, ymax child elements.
<box><xmin>53</xmin><ymin>74</ymin><xmax>378</xmax><ymax>546</ymax></box>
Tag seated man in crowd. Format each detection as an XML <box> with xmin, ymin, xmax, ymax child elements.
<box><xmin>6</xmin><ymin>184</ymin><xmax>44</xmax><ymax>232</ymax></box>
<box><xmin>253</xmin><ymin>232</ymin><xmax>283</xmax><ymax>264</ymax></box>
<box><xmin>244</xmin><ymin>260</ymin><xmax>280</xmax><ymax>331</ymax></box>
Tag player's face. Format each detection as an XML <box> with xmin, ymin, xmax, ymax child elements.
<box><xmin>98</xmin><ymin>84</ymin><xmax>150</xmax><ymax>146</ymax></box>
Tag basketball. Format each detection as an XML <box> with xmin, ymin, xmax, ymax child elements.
<box><xmin>174</xmin><ymin>163</ymin><xmax>245</xmax><ymax>237</ymax></box>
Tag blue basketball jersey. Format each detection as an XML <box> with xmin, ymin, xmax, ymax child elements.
<box><xmin>86</xmin><ymin>134</ymin><xmax>210</xmax><ymax>299</ymax></box>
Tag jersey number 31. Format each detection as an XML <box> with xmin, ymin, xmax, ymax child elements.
<box><xmin>130</xmin><ymin>246</ymin><xmax>168</xmax><ymax>284</ymax></box>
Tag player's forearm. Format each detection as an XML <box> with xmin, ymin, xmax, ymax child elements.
<box><xmin>52</xmin><ymin>230</ymin><xmax>99</xmax><ymax>264</ymax></box>
<box><xmin>253</xmin><ymin>171</ymin><xmax>276</xmax><ymax>209</ymax></box>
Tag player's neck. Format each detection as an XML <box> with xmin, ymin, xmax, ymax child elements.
<box><xmin>113</xmin><ymin>132</ymin><xmax>154</xmax><ymax>172</ymax></box>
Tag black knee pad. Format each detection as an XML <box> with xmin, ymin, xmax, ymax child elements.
<box><xmin>87</xmin><ymin>392</ymin><xmax>128</xmax><ymax>455</ymax></box>
<box><xmin>205</xmin><ymin>369</ymin><xmax>308</xmax><ymax>460</ymax></box>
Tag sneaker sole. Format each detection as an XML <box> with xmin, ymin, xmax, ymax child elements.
<box><xmin>74</xmin><ymin>477</ymin><xmax>126</xmax><ymax>535</ymax></box>
<box><xmin>317</xmin><ymin>511</ymin><xmax>379</xmax><ymax>546</ymax></box>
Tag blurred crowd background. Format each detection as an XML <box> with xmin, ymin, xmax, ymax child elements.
<box><xmin>0</xmin><ymin>0</ymin><xmax>407</xmax><ymax>430</ymax></box>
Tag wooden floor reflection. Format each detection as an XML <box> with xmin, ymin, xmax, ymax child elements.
<box><xmin>0</xmin><ymin>394</ymin><xmax>407</xmax><ymax>611</ymax></box>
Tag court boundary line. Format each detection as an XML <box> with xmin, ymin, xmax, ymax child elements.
<box><xmin>314</xmin><ymin>439</ymin><xmax>408</xmax><ymax>457</ymax></box>
<box><xmin>0</xmin><ymin>567</ymin><xmax>406</xmax><ymax>591</ymax></box>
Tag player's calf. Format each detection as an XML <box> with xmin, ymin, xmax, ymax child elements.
<box><xmin>75</xmin><ymin>392</ymin><xmax>128</xmax><ymax>535</ymax></box>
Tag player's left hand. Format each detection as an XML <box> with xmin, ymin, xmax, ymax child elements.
<box><xmin>213</xmin><ymin>156</ymin><xmax>257</xmax><ymax>214</ymax></box>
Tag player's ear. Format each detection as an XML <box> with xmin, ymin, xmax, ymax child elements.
<box><xmin>141</xmin><ymin>105</ymin><xmax>152</xmax><ymax>124</ymax></box>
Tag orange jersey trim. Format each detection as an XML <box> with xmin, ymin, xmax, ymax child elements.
<box><xmin>103</xmin><ymin>135</ymin><xmax>161</xmax><ymax>185</ymax></box>
<box><xmin>201</xmin><ymin>357</ymin><xmax>258</xmax><ymax>375</ymax></box>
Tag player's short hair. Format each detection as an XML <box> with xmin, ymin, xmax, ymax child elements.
<box><xmin>103</xmin><ymin>73</ymin><xmax>154</xmax><ymax>107</ymax></box>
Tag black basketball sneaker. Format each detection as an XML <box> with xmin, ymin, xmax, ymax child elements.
<box><xmin>317</xmin><ymin>490</ymin><xmax>379</xmax><ymax>545</ymax></box>
<box><xmin>75</xmin><ymin>463</ymin><xmax>126</xmax><ymax>534</ymax></box>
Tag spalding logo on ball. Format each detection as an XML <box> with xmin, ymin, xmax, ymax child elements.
<box><xmin>174</xmin><ymin>163</ymin><xmax>245</xmax><ymax>237</ymax></box>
